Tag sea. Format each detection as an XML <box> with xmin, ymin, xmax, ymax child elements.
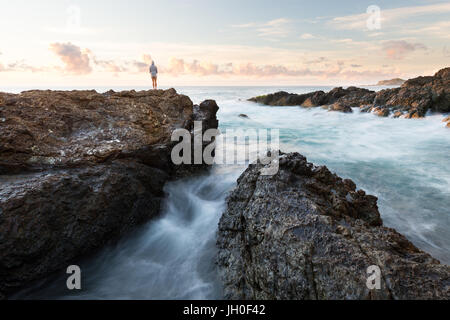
<box><xmin>6</xmin><ymin>85</ymin><xmax>449</xmax><ymax>299</ymax></box>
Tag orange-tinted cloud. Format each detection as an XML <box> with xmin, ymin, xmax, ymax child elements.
<box><xmin>131</xmin><ymin>54</ymin><xmax>153</xmax><ymax>73</ymax></box>
<box><xmin>158</xmin><ymin>58</ymin><xmax>393</xmax><ymax>80</ymax></box>
<box><xmin>165</xmin><ymin>58</ymin><xmax>223</xmax><ymax>76</ymax></box>
<box><xmin>49</xmin><ymin>42</ymin><xmax>92</xmax><ymax>75</ymax></box>
<box><xmin>0</xmin><ymin>60</ymin><xmax>49</xmax><ymax>73</ymax></box>
<box><xmin>382</xmin><ymin>40</ymin><xmax>427</xmax><ymax>60</ymax></box>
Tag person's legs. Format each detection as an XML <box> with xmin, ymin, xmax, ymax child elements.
<box><xmin>152</xmin><ymin>77</ymin><xmax>156</xmax><ymax>89</ymax></box>
<box><xmin>155</xmin><ymin>77</ymin><xmax>157</xmax><ymax>89</ymax></box>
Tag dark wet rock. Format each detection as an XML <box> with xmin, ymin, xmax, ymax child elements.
<box><xmin>217</xmin><ymin>152</ymin><xmax>450</xmax><ymax>300</ymax></box>
<box><xmin>360</xmin><ymin>105</ymin><xmax>373</xmax><ymax>113</ymax></box>
<box><xmin>249</xmin><ymin>67</ymin><xmax>450</xmax><ymax>121</ymax></box>
<box><xmin>193</xmin><ymin>99</ymin><xmax>219</xmax><ymax>132</ymax></box>
<box><xmin>0</xmin><ymin>89</ymin><xmax>194</xmax><ymax>173</ymax></box>
<box><xmin>327</xmin><ymin>102</ymin><xmax>353</xmax><ymax>113</ymax></box>
<box><xmin>373</xmin><ymin>107</ymin><xmax>390</xmax><ymax>117</ymax></box>
<box><xmin>248</xmin><ymin>91</ymin><xmax>322</xmax><ymax>107</ymax></box>
<box><xmin>174</xmin><ymin>99</ymin><xmax>220</xmax><ymax>177</ymax></box>
<box><xmin>371</xmin><ymin>68</ymin><xmax>449</xmax><ymax>118</ymax></box>
<box><xmin>0</xmin><ymin>89</ymin><xmax>219</xmax><ymax>298</ymax></box>
<box><xmin>0</xmin><ymin>161</ymin><xmax>167</xmax><ymax>297</ymax></box>
<box><xmin>239</xmin><ymin>114</ymin><xmax>249</xmax><ymax>119</ymax></box>
<box><xmin>249</xmin><ymin>87</ymin><xmax>374</xmax><ymax>112</ymax></box>
<box><xmin>335</xmin><ymin>87</ymin><xmax>376</xmax><ymax>108</ymax></box>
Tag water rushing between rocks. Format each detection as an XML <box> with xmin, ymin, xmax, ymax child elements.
<box><xmin>11</xmin><ymin>86</ymin><xmax>450</xmax><ymax>299</ymax></box>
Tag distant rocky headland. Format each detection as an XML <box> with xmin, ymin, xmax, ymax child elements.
<box><xmin>0</xmin><ymin>89</ymin><xmax>219</xmax><ymax>298</ymax></box>
<box><xmin>249</xmin><ymin>67</ymin><xmax>450</xmax><ymax>126</ymax></box>
<box><xmin>217</xmin><ymin>152</ymin><xmax>450</xmax><ymax>299</ymax></box>
<box><xmin>374</xmin><ymin>78</ymin><xmax>405</xmax><ymax>86</ymax></box>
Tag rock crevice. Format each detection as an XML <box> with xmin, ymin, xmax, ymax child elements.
<box><xmin>0</xmin><ymin>89</ymin><xmax>219</xmax><ymax>298</ymax></box>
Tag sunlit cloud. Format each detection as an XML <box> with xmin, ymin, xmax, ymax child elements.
<box><xmin>49</xmin><ymin>42</ymin><xmax>92</xmax><ymax>75</ymax></box>
<box><xmin>0</xmin><ymin>59</ymin><xmax>50</xmax><ymax>73</ymax></box>
<box><xmin>382</xmin><ymin>40</ymin><xmax>427</xmax><ymax>60</ymax></box>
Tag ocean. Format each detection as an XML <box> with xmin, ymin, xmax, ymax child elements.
<box><xmin>8</xmin><ymin>86</ymin><xmax>450</xmax><ymax>299</ymax></box>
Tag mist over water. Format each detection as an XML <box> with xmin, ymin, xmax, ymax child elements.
<box><xmin>12</xmin><ymin>86</ymin><xmax>450</xmax><ymax>299</ymax></box>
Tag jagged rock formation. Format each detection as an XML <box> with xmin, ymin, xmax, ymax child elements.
<box><xmin>217</xmin><ymin>152</ymin><xmax>450</xmax><ymax>300</ymax></box>
<box><xmin>0</xmin><ymin>89</ymin><xmax>219</xmax><ymax>299</ymax></box>
<box><xmin>249</xmin><ymin>67</ymin><xmax>450</xmax><ymax>122</ymax></box>
<box><xmin>249</xmin><ymin>87</ymin><xmax>375</xmax><ymax>113</ymax></box>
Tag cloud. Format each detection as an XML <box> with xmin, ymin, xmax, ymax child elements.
<box><xmin>382</xmin><ymin>40</ymin><xmax>427</xmax><ymax>60</ymax></box>
<box><xmin>232</xmin><ymin>18</ymin><xmax>292</xmax><ymax>38</ymax></box>
<box><xmin>131</xmin><ymin>54</ymin><xmax>153</xmax><ymax>73</ymax></box>
<box><xmin>49</xmin><ymin>42</ymin><xmax>92</xmax><ymax>75</ymax></box>
<box><xmin>330</xmin><ymin>3</ymin><xmax>450</xmax><ymax>30</ymax></box>
<box><xmin>0</xmin><ymin>59</ymin><xmax>50</xmax><ymax>73</ymax></box>
<box><xmin>164</xmin><ymin>58</ymin><xmax>225</xmax><ymax>76</ymax></box>
<box><xmin>300</xmin><ymin>33</ymin><xmax>316</xmax><ymax>39</ymax></box>
<box><xmin>1</xmin><ymin>40</ymin><xmax>401</xmax><ymax>83</ymax></box>
<box><xmin>404</xmin><ymin>20</ymin><xmax>450</xmax><ymax>39</ymax></box>
<box><xmin>93</xmin><ymin>58</ymin><xmax>127</xmax><ymax>74</ymax></box>
<box><xmin>257</xmin><ymin>18</ymin><xmax>291</xmax><ymax>37</ymax></box>
<box><xmin>231</xmin><ymin>22</ymin><xmax>257</xmax><ymax>28</ymax></box>
<box><xmin>304</xmin><ymin>57</ymin><xmax>327</xmax><ymax>65</ymax></box>
<box><xmin>155</xmin><ymin>57</ymin><xmax>394</xmax><ymax>81</ymax></box>
<box><xmin>49</xmin><ymin>43</ymin><xmax>151</xmax><ymax>75</ymax></box>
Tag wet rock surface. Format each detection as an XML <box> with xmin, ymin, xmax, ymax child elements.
<box><xmin>217</xmin><ymin>152</ymin><xmax>450</xmax><ymax>300</ymax></box>
<box><xmin>249</xmin><ymin>67</ymin><xmax>449</xmax><ymax>123</ymax></box>
<box><xmin>443</xmin><ymin>116</ymin><xmax>450</xmax><ymax>128</ymax></box>
<box><xmin>0</xmin><ymin>89</ymin><xmax>194</xmax><ymax>173</ymax></box>
<box><xmin>0</xmin><ymin>89</ymin><xmax>219</xmax><ymax>298</ymax></box>
<box><xmin>249</xmin><ymin>87</ymin><xmax>374</xmax><ymax>112</ymax></box>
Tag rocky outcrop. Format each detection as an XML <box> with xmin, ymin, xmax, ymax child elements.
<box><xmin>443</xmin><ymin>116</ymin><xmax>450</xmax><ymax>128</ymax></box>
<box><xmin>375</xmin><ymin>78</ymin><xmax>405</xmax><ymax>86</ymax></box>
<box><xmin>0</xmin><ymin>89</ymin><xmax>219</xmax><ymax>298</ymax></box>
<box><xmin>248</xmin><ymin>87</ymin><xmax>375</xmax><ymax>112</ymax></box>
<box><xmin>249</xmin><ymin>67</ymin><xmax>449</xmax><ymax>122</ymax></box>
<box><xmin>217</xmin><ymin>152</ymin><xmax>450</xmax><ymax>300</ymax></box>
<box><xmin>368</xmin><ymin>67</ymin><xmax>450</xmax><ymax>118</ymax></box>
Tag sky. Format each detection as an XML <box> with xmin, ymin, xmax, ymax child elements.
<box><xmin>0</xmin><ymin>0</ymin><xmax>449</xmax><ymax>87</ymax></box>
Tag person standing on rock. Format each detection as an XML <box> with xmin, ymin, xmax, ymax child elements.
<box><xmin>150</xmin><ymin>61</ymin><xmax>158</xmax><ymax>89</ymax></box>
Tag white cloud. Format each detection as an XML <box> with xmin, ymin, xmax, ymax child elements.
<box><xmin>330</xmin><ymin>3</ymin><xmax>450</xmax><ymax>30</ymax></box>
<box><xmin>232</xmin><ymin>18</ymin><xmax>292</xmax><ymax>38</ymax></box>
<box><xmin>300</xmin><ymin>33</ymin><xmax>315</xmax><ymax>39</ymax></box>
<box><xmin>404</xmin><ymin>20</ymin><xmax>450</xmax><ymax>39</ymax></box>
